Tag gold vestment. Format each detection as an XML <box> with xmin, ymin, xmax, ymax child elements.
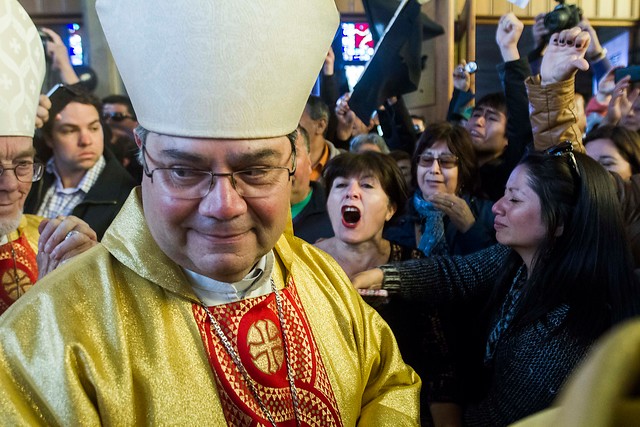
<box><xmin>0</xmin><ymin>189</ymin><xmax>420</xmax><ymax>425</ymax></box>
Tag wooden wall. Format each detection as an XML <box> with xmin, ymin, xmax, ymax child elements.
<box><xmin>474</xmin><ymin>0</ymin><xmax>639</xmax><ymax>23</ymax></box>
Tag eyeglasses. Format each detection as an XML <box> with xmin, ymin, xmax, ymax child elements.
<box><xmin>103</xmin><ymin>112</ymin><xmax>134</xmax><ymax>122</ymax></box>
<box><xmin>0</xmin><ymin>162</ymin><xmax>44</xmax><ymax>183</ymax></box>
<box><xmin>141</xmin><ymin>143</ymin><xmax>297</xmax><ymax>200</ymax></box>
<box><xmin>417</xmin><ymin>153</ymin><xmax>459</xmax><ymax>169</ymax></box>
<box><xmin>545</xmin><ymin>140</ymin><xmax>581</xmax><ymax>178</ymax></box>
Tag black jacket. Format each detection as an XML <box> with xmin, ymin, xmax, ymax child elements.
<box><xmin>25</xmin><ymin>148</ymin><xmax>136</xmax><ymax>240</ymax></box>
<box><xmin>292</xmin><ymin>181</ymin><xmax>334</xmax><ymax>244</ymax></box>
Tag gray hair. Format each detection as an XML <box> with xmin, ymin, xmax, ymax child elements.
<box><xmin>349</xmin><ymin>133</ymin><xmax>390</xmax><ymax>154</ymax></box>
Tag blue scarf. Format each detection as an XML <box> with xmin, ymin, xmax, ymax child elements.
<box><xmin>413</xmin><ymin>191</ymin><xmax>448</xmax><ymax>256</ymax></box>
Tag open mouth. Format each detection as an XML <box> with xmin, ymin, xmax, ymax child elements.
<box><xmin>469</xmin><ymin>130</ymin><xmax>484</xmax><ymax>139</ymax></box>
<box><xmin>341</xmin><ymin>206</ymin><xmax>361</xmax><ymax>226</ymax></box>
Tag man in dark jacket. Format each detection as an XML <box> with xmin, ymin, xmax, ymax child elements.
<box><xmin>290</xmin><ymin>126</ymin><xmax>333</xmax><ymax>243</ymax></box>
<box><xmin>25</xmin><ymin>88</ymin><xmax>136</xmax><ymax>239</ymax></box>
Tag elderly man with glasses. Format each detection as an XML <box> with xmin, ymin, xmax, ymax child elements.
<box><xmin>0</xmin><ymin>0</ymin><xmax>420</xmax><ymax>425</ymax></box>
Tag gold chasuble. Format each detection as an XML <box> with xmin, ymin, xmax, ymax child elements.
<box><xmin>194</xmin><ymin>276</ymin><xmax>342</xmax><ymax>426</ymax></box>
<box><xmin>0</xmin><ymin>215</ymin><xmax>40</xmax><ymax>315</ymax></box>
<box><xmin>0</xmin><ymin>190</ymin><xmax>420</xmax><ymax>425</ymax></box>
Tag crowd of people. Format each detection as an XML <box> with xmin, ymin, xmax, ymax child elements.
<box><xmin>1</xmin><ymin>0</ymin><xmax>640</xmax><ymax>425</ymax></box>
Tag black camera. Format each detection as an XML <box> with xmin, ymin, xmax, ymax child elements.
<box><xmin>544</xmin><ymin>0</ymin><xmax>582</xmax><ymax>34</ymax></box>
<box><xmin>38</xmin><ymin>28</ymin><xmax>53</xmax><ymax>60</ymax></box>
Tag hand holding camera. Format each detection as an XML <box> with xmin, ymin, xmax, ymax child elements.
<box><xmin>453</xmin><ymin>60</ymin><xmax>472</xmax><ymax>92</ymax></box>
<box><xmin>38</xmin><ymin>27</ymin><xmax>80</xmax><ymax>86</ymax></box>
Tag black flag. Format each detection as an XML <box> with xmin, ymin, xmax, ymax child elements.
<box><xmin>349</xmin><ymin>0</ymin><xmax>443</xmax><ymax>123</ymax></box>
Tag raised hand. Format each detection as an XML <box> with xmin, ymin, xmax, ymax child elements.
<box><xmin>39</xmin><ymin>27</ymin><xmax>80</xmax><ymax>85</ymax></box>
<box><xmin>34</xmin><ymin>94</ymin><xmax>51</xmax><ymax>129</ymax></box>
<box><xmin>540</xmin><ymin>27</ymin><xmax>590</xmax><ymax>85</ymax></box>
<box><xmin>453</xmin><ymin>60</ymin><xmax>471</xmax><ymax>92</ymax></box>
<box><xmin>496</xmin><ymin>13</ymin><xmax>524</xmax><ymax>62</ymax></box>
<box><xmin>532</xmin><ymin>13</ymin><xmax>549</xmax><ymax>49</ymax></box>
<box><xmin>606</xmin><ymin>76</ymin><xmax>640</xmax><ymax>130</ymax></box>
<box><xmin>323</xmin><ymin>46</ymin><xmax>335</xmax><ymax>76</ymax></box>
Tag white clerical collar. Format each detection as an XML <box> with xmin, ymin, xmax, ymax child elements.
<box><xmin>0</xmin><ymin>235</ymin><xmax>8</xmax><ymax>245</ymax></box>
<box><xmin>184</xmin><ymin>251</ymin><xmax>275</xmax><ymax>306</ymax></box>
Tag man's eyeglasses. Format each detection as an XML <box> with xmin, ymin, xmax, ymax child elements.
<box><xmin>417</xmin><ymin>153</ymin><xmax>459</xmax><ymax>169</ymax></box>
<box><xmin>141</xmin><ymin>143</ymin><xmax>297</xmax><ymax>200</ymax></box>
<box><xmin>545</xmin><ymin>141</ymin><xmax>581</xmax><ymax>179</ymax></box>
<box><xmin>103</xmin><ymin>112</ymin><xmax>134</xmax><ymax>122</ymax></box>
<box><xmin>0</xmin><ymin>162</ymin><xmax>44</xmax><ymax>183</ymax></box>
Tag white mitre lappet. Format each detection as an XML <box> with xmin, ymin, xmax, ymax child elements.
<box><xmin>96</xmin><ymin>0</ymin><xmax>339</xmax><ymax>139</ymax></box>
<box><xmin>0</xmin><ymin>0</ymin><xmax>45</xmax><ymax>137</ymax></box>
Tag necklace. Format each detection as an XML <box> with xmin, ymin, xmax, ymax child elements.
<box><xmin>7</xmin><ymin>237</ymin><xmax>22</xmax><ymax>299</ymax></box>
<box><xmin>200</xmin><ymin>278</ymin><xmax>301</xmax><ymax>427</ymax></box>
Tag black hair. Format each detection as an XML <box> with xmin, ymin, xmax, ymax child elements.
<box><xmin>389</xmin><ymin>150</ymin><xmax>411</xmax><ymax>163</ymax></box>
<box><xmin>102</xmin><ymin>94</ymin><xmax>137</xmax><ymax>121</ymax></box>
<box><xmin>41</xmin><ymin>88</ymin><xmax>102</xmax><ymax>137</ymax></box>
<box><xmin>473</xmin><ymin>92</ymin><xmax>507</xmax><ymax>117</ymax></box>
<box><xmin>498</xmin><ymin>151</ymin><xmax>638</xmax><ymax>339</ymax></box>
<box><xmin>584</xmin><ymin>124</ymin><xmax>640</xmax><ymax>176</ymax></box>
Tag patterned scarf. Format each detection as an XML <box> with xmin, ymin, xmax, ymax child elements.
<box><xmin>484</xmin><ymin>264</ymin><xmax>526</xmax><ymax>366</ymax></box>
<box><xmin>413</xmin><ymin>191</ymin><xmax>448</xmax><ymax>256</ymax></box>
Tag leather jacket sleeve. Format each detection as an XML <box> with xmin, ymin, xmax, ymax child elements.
<box><xmin>525</xmin><ymin>75</ymin><xmax>585</xmax><ymax>153</ymax></box>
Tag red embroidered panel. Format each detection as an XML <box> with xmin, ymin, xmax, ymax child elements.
<box><xmin>0</xmin><ymin>234</ymin><xmax>37</xmax><ymax>315</ymax></box>
<box><xmin>193</xmin><ymin>277</ymin><xmax>342</xmax><ymax>426</ymax></box>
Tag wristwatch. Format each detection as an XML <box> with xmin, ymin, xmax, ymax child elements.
<box><xmin>379</xmin><ymin>264</ymin><xmax>401</xmax><ymax>295</ymax></box>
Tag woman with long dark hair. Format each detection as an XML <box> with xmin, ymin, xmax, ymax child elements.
<box><xmin>354</xmin><ymin>147</ymin><xmax>639</xmax><ymax>425</ymax></box>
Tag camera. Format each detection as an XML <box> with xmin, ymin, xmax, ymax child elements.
<box><xmin>544</xmin><ymin>0</ymin><xmax>582</xmax><ymax>35</ymax></box>
<box><xmin>38</xmin><ymin>28</ymin><xmax>53</xmax><ymax>60</ymax></box>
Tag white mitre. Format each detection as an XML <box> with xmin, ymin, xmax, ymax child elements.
<box><xmin>96</xmin><ymin>0</ymin><xmax>339</xmax><ymax>139</ymax></box>
<box><xmin>0</xmin><ymin>0</ymin><xmax>45</xmax><ymax>137</ymax></box>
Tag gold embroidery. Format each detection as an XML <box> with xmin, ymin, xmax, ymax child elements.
<box><xmin>247</xmin><ymin>319</ymin><xmax>284</xmax><ymax>374</ymax></box>
<box><xmin>3</xmin><ymin>269</ymin><xmax>33</xmax><ymax>299</ymax></box>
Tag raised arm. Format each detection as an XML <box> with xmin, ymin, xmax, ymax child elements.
<box><xmin>495</xmin><ymin>13</ymin><xmax>533</xmax><ymax>169</ymax></box>
<box><xmin>526</xmin><ymin>27</ymin><xmax>590</xmax><ymax>152</ymax></box>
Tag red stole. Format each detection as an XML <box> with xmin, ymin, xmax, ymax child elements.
<box><xmin>193</xmin><ymin>276</ymin><xmax>342</xmax><ymax>426</ymax></box>
<box><xmin>0</xmin><ymin>233</ymin><xmax>38</xmax><ymax>315</ymax></box>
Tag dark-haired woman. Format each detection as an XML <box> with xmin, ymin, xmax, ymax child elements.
<box><xmin>314</xmin><ymin>152</ymin><xmax>443</xmax><ymax>416</ymax></box>
<box><xmin>355</xmin><ymin>148</ymin><xmax>640</xmax><ymax>425</ymax></box>
<box><xmin>584</xmin><ymin>124</ymin><xmax>640</xmax><ymax>181</ymax></box>
<box><xmin>356</xmin><ymin>26</ymin><xmax>640</xmax><ymax>426</ymax></box>
<box><xmin>315</xmin><ymin>151</ymin><xmax>419</xmax><ymax>280</ymax></box>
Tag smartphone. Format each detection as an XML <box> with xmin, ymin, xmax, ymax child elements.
<box><xmin>615</xmin><ymin>65</ymin><xmax>640</xmax><ymax>83</ymax></box>
<box><xmin>45</xmin><ymin>84</ymin><xmax>77</xmax><ymax>108</ymax></box>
